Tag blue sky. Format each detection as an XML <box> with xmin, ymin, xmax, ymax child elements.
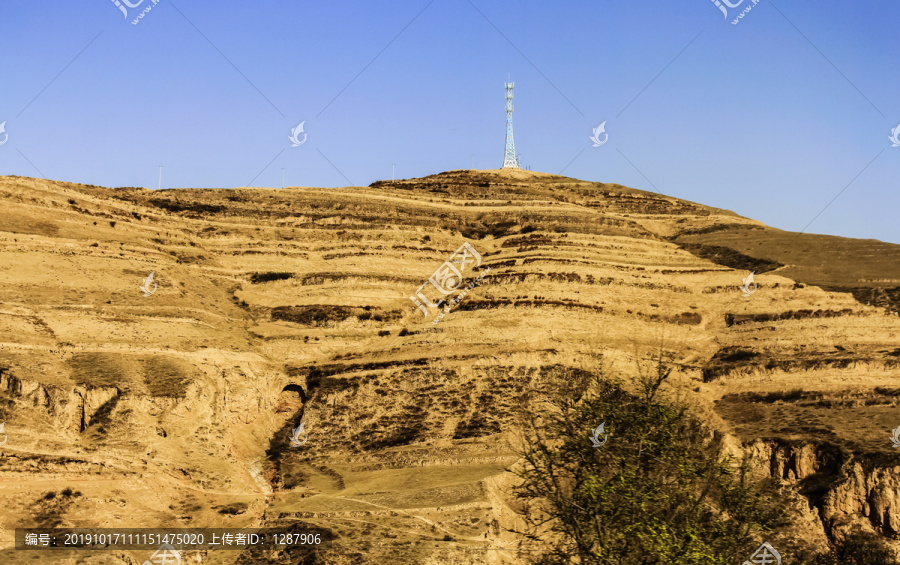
<box><xmin>1</xmin><ymin>1</ymin><xmax>898</xmax><ymax>243</ymax></box>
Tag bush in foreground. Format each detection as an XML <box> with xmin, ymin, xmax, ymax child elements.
<box><xmin>513</xmin><ymin>356</ymin><xmax>785</xmax><ymax>564</ymax></box>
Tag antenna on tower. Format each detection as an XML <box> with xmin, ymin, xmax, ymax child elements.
<box><xmin>501</xmin><ymin>78</ymin><xmax>520</xmax><ymax>169</ymax></box>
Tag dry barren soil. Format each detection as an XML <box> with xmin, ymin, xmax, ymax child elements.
<box><xmin>1</xmin><ymin>169</ymin><xmax>899</xmax><ymax>564</ymax></box>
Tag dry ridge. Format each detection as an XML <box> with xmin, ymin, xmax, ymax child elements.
<box><xmin>0</xmin><ymin>169</ymin><xmax>899</xmax><ymax>563</ymax></box>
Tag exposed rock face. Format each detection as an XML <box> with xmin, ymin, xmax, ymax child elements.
<box><xmin>0</xmin><ymin>169</ymin><xmax>898</xmax><ymax>563</ymax></box>
<box><xmin>747</xmin><ymin>439</ymin><xmax>842</xmax><ymax>482</ymax></box>
<box><xmin>747</xmin><ymin>437</ymin><xmax>900</xmax><ymax>555</ymax></box>
<box><xmin>1</xmin><ymin>368</ymin><xmax>119</xmax><ymax>435</ymax></box>
<box><xmin>824</xmin><ymin>462</ymin><xmax>900</xmax><ymax>537</ymax></box>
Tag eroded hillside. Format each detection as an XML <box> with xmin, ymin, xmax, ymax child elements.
<box><xmin>1</xmin><ymin>169</ymin><xmax>898</xmax><ymax>563</ymax></box>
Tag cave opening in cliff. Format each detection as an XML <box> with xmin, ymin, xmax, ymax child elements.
<box><xmin>275</xmin><ymin>384</ymin><xmax>306</xmax><ymax>414</ymax></box>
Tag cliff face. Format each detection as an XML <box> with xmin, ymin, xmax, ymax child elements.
<box><xmin>747</xmin><ymin>437</ymin><xmax>900</xmax><ymax>553</ymax></box>
<box><xmin>0</xmin><ymin>169</ymin><xmax>898</xmax><ymax>563</ymax></box>
<box><xmin>824</xmin><ymin>461</ymin><xmax>900</xmax><ymax>538</ymax></box>
<box><xmin>748</xmin><ymin>439</ymin><xmax>842</xmax><ymax>483</ymax></box>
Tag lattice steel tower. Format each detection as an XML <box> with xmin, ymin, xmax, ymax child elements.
<box><xmin>501</xmin><ymin>80</ymin><xmax>520</xmax><ymax>169</ymax></box>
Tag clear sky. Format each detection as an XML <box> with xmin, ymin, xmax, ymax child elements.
<box><xmin>1</xmin><ymin>1</ymin><xmax>898</xmax><ymax>243</ymax></box>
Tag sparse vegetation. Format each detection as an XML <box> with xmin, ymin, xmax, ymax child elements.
<box><xmin>272</xmin><ymin>305</ymin><xmax>402</xmax><ymax>326</ymax></box>
<box><xmin>830</xmin><ymin>285</ymin><xmax>900</xmax><ymax>316</ymax></box>
<box><xmin>250</xmin><ymin>271</ymin><xmax>294</xmax><ymax>284</ymax></box>
<box><xmin>148</xmin><ymin>198</ymin><xmax>227</xmax><ymax>215</ymax></box>
<box><xmin>676</xmin><ymin>242</ymin><xmax>783</xmax><ymax>273</ymax></box>
<box><xmin>217</xmin><ymin>502</ymin><xmax>248</xmax><ymax>515</ymax></box>
<box><xmin>272</xmin><ymin>305</ymin><xmax>356</xmax><ymax>326</ymax></box>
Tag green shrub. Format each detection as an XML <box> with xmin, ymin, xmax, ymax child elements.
<box><xmin>514</xmin><ymin>357</ymin><xmax>785</xmax><ymax>564</ymax></box>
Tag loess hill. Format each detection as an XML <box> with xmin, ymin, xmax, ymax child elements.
<box><xmin>1</xmin><ymin>169</ymin><xmax>899</xmax><ymax>563</ymax></box>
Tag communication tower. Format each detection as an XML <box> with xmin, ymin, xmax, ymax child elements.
<box><xmin>502</xmin><ymin>80</ymin><xmax>519</xmax><ymax>169</ymax></box>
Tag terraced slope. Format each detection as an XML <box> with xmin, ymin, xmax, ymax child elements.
<box><xmin>0</xmin><ymin>169</ymin><xmax>898</xmax><ymax>563</ymax></box>
<box><xmin>672</xmin><ymin>224</ymin><xmax>900</xmax><ymax>314</ymax></box>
